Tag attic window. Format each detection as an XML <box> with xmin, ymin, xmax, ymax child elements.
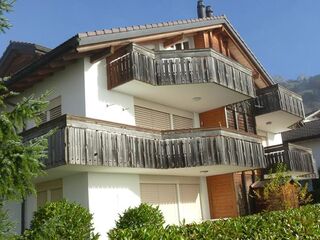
<box><xmin>175</xmin><ymin>41</ymin><xmax>189</xmax><ymax>50</ymax></box>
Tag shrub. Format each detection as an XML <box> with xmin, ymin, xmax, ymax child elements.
<box><xmin>114</xmin><ymin>203</ymin><xmax>164</xmax><ymax>230</ymax></box>
<box><xmin>21</xmin><ymin>200</ymin><xmax>99</xmax><ymax>240</ymax></box>
<box><xmin>109</xmin><ymin>203</ymin><xmax>165</xmax><ymax>239</ymax></box>
<box><xmin>109</xmin><ymin>204</ymin><xmax>320</xmax><ymax>240</ymax></box>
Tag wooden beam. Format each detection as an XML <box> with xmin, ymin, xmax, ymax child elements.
<box><xmin>163</xmin><ymin>34</ymin><xmax>184</xmax><ymax>48</ymax></box>
<box><xmin>90</xmin><ymin>47</ymin><xmax>114</xmax><ymax>64</ymax></box>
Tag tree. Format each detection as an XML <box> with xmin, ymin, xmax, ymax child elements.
<box><xmin>0</xmin><ymin>0</ymin><xmax>14</xmax><ymax>33</ymax></box>
<box><xmin>0</xmin><ymin>1</ymin><xmax>50</xmax><ymax>237</ymax></box>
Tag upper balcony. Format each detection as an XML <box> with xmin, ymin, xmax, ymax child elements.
<box><xmin>253</xmin><ymin>84</ymin><xmax>305</xmax><ymax>133</ymax></box>
<box><xmin>22</xmin><ymin>115</ymin><xmax>265</xmax><ymax>176</ymax></box>
<box><xmin>264</xmin><ymin>143</ymin><xmax>317</xmax><ymax>179</ymax></box>
<box><xmin>107</xmin><ymin>44</ymin><xmax>255</xmax><ymax>113</ymax></box>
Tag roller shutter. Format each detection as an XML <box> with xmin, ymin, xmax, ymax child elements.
<box><xmin>173</xmin><ymin>115</ymin><xmax>193</xmax><ymax>129</ymax></box>
<box><xmin>140</xmin><ymin>183</ymin><xmax>202</xmax><ymax>224</ymax></box>
<box><xmin>134</xmin><ymin>106</ymin><xmax>171</xmax><ymax>130</ymax></box>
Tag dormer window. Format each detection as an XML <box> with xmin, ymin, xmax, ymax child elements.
<box><xmin>175</xmin><ymin>41</ymin><xmax>190</xmax><ymax>50</ymax></box>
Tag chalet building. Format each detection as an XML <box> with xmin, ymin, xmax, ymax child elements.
<box><xmin>1</xmin><ymin>2</ymin><xmax>317</xmax><ymax>238</ymax></box>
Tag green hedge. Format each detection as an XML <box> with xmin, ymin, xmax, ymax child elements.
<box><xmin>21</xmin><ymin>200</ymin><xmax>99</xmax><ymax>240</ymax></box>
<box><xmin>109</xmin><ymin>204</ymin><xmax>320</xmax><ymax>240</ymax></box>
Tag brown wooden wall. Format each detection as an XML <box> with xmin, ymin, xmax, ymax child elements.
<box><xmin>199</xmin><ymin>107</ymin><xmax>227</xmax><ymax>128</ymax></box>
<box><xmin>207</xmin><ymin>174</ymin><xmax>239</xmax><ymax>219</ymax></box>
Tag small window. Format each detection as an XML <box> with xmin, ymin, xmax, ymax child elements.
<box><xmin>174</xmin><ymin>41</ymin><xmax>190</xmax><ymax>50</ymax></box>
<box><xmin>36</xmin><ymin>179</ymin><xmax>63</xmax><ymax>209</ymax></box>
<box><xmin>49</xmin><ymin>105</ymin><xmax>62</xmax><ymax>120</ymax></box>
<box><xmin>183</xmin><ymin>42</ymin><xmax>190</xmax><ymax>50</ymax></box>
<box><xmin>40</xmin><ymin>96</ymin><xmax>62</xmax><ymax>124</ymax></box>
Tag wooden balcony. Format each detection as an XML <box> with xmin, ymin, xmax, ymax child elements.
<box><xmin>253</xmin><ymin>84</ymin><xmax>305</xmax><ymax>133</ymax></box>
<box><xmin>22</xmin><ymin>115</ymin><xmax>265</xmax><ymax>175</ymax></box>
<box><xmin>264</xmin><ymin>143</ymin><xmax>316</xmax><ymax>178</ymax></box>
<box><xmin>107</xmin><ymin>44</ymin><xmax>255</xmax><ymax>112</ymax></box>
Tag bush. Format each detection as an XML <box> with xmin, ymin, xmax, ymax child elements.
<box><xmin>21</xmin><ymin>200</ymin><xmax>99</xmax><ymax>240</ymax></box>
<box><xmin>114</xmin><ymin>203</ymin><xmax>164</xmax><ymax>230</ymax></box>
<box><xmin>109</xmin><ymin>204</ymin><xmax>320</xmax><ymax>240</ymax></box>
<box><xmin>109</xmin><ymin>203</ymin><xmax>165</xmax><ymax>239</ymax></box>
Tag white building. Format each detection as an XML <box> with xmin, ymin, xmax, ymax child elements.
<box><xmin>1</xmin><ymin>5</ymin><xmax>316</xmax><ymax>239</ymax></box>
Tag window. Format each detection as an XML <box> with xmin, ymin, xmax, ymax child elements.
<box><xmin>36</xmin><ymin>179</ymin><xmax>63</xmax><ymax>208</ymax></box>
<box><xmin>173</xmin><ymin>115</ymin><xmax>193</xmax><ymax>130</ymax></box>
<box><xmin>40</xmin><ymin>96</ymin><xmax>62</xmax><ymax>123</ymax></box>
<box><xmin>134</xmin><ymin>106</ymin><xmax>171</xmax><ymax>130</ymax></box>
<box><xmin>174</xmin><ymin>41</ymin><xmax>190</xmax><ymax>50</ymax></box>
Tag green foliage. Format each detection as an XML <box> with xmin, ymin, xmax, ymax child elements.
<box><xmin>254</xmin><ymin>164</ymin><xmax>312</xmax><ymax>211</ymax></box>
<box><xmin>0</xmin><ymin>82</ymin><xmax>50</xmax><ymax>201</ymax></box>
<box><xmin>20</xmin><ymin>200</ymin><xmax>99</xmax><ymax>240</ymax></box>
<box><xmin>109</xmin><ymin>204</ymin><xmax>320</xmax><ymax>240</ymax></box>
<box><xmin>0</xmin><ymin>204</ymin><xmax>15</xmax><ymax>240</ymax></box>
<box><xmin>114</xmin><ymin>203</ymin><xmax>165</xmax><ymax>230</ymax></box>
<box><xmin>0</xmin><ymin>0</ymin><xmax>14</xmax><ymax>33</ymax></box>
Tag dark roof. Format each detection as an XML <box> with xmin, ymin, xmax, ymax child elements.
<box><xmin>0</xmin><ymin>41</ymin><xmax>51</xmax><ymax>78</ymax></box>
<box><xmin>282</xmin><ymin>119</ymin><xmax>320</xmax><ymax>142</ymax></box>
<box><xmin>4</xmin><ymin>16</ymin><xmax>274</xmax><ymax>89</ymax></box>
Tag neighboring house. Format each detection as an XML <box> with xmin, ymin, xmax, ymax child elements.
<box><xmin>282</xmin><ymin>113</ymin><xmax>320</xmax><ymax>171</ymax></box>
<box><xmin>1</xmin><ymin>2</ymin><xmax>316</xmax><ymax>238</ymax></box>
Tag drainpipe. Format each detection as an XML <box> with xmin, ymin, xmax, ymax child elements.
<box><xmin>21</xmin><ymin>199</ymin><xmax>25</xmax><ymax>234</ymax></box>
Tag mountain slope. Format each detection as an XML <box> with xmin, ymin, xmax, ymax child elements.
<box><xmin>274</xmin><ymin>75</ymin><xmax>320</xmax><ymax>114</ymax></box>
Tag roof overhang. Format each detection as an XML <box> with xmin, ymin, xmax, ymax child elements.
<box><xmin>3</xmin><ymin>16</ymin><xmax>274</xmax><ymax>92</ymax></box>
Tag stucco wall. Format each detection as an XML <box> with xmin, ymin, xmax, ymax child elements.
<box><xmin>84</xmin><ymin>57</ymin><xmax>135</xmax><ymax>125</ymax></box>
<box><xmin>88</xmin><ymin>173</ymin><xmax>141</xmax><ymax>239</ymax></box>
<box><xmin>63</xmin><ymin>173</ymin><xmax>89</xmax><ymax>208</ymax></box>
<box><xmin>9</xmin><ymin>59</ymin><xmax>86</xmax><ymax>129</ymax></box>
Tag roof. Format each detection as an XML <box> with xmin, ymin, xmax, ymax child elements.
<box><xmin>305</xmin><ymin>109</ymin><xmax>320</xmax><ymax>122</ymax></box>
<box><xmin>0</xmin><ymin>41</ymin><xmax>51</xmax><ymax>78</ymax></box>
<box><xmin>3</xmin><ymin>16</ymin><xmax>274</xmax><ymax>90</ymax></box>
<box><xmin>282</xmin><ymin>119</ymin><xmax>320</xmax><ymax>142</ymax></box>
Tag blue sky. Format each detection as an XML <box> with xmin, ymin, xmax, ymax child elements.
<box><xmin>0</xmin><ymin>0</ymin><xmax>319</xmax><ymax>79</ymax></box>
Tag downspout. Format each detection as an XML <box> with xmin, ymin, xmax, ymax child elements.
<box><xmin>21</xmin><ymin>199</ymin><xmax>25</xmax><ymax>234</ymax></box>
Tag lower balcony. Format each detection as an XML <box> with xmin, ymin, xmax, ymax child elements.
<box><xmin>254</xmin><ymin>84</ymin><xmax>305</xmax><ymax>133</ymax></box>
<box><xmin>22</xmin><ymin>115</ymin><xmax>265</xmax><ymax>176</ymax></box>
<box><xmin>264</xmin><ymin>143</ymin><xmax>316</xmax><ymax>178</ymax></box>
<box><xmin>107</xmin><ymin>43</ymin><xmax>255</xmax><ymax>113</ymax></box>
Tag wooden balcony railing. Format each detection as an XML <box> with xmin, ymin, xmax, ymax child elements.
<box><xmin>22</xmin><ymin>115</ymin><xmax>265</xmax><ymax>170</ymax></box>
<box><xmin>254</xmin><ymin>84</ymin><xmax>305</xmax><ymax>118</ymax></box>
<box><xmin>264</xmin><ymin>143</ymin><xmax>315</xmax><ymax>176</ymax></box>
<box><xmin>108</xmin><ymin>43</ymin><xmax>255</xmax><ymax>98</ymax></box>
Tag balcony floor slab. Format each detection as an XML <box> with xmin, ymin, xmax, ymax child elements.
<box><xmin>113</xmin><ymin>80</ymin><xmax>251</xmax><ymax>113</ymax></box>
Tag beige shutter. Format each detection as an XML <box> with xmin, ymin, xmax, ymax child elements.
<box><xmin>37</xmin><ymin>191</ymin><xmax>47</xmax><ymax>208</ymax></box>
<box><xmin>49</xmin><ymin>105</ymin><xmax>62</xmax><ymax>120</ymax></box>
<box><xmin>178</xmin><ymin>184</ymin><xmax>202</xmax><ymax>223</ymax></box>
<box><xmin>39</xmin><ymin>112</ymin><xmax>47</xmax><ymax>124</ymax></box>
<box><xmin>51</xmin><ymin>188</ymin><xmax>63</xmax><ymax>202</ymax></box>
<box><xmin>173</xmin><ymin>115</ymin><xmax>193</xmax><ymax>130</ymax></box>
<box><xmin>135</xmin><ymin>106</ymin><xmax>171</xmax><ymax>130</ymax></box>
<box><xmin>140</xmin><ymin>183</ymin><xmax>180</xmax><ymax>225</ymax></box>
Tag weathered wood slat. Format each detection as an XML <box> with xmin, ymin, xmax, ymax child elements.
<box><xmin>255</xmin><ymin>84</ymin><xmax>304</xmax><ymax>118</ymax></box>
<box><xmin>24</xmin><ymin>115</ymin><xmax>314</xmax><ymax>176</ymax></box>
<box><xmin>107</xmin><ymin>43</ymin><xmax>255</xmax><ymax>97</ymax></box>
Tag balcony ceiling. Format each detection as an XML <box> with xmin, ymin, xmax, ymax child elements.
<box><xmin>113</xmin><ymin>80</ymin><xmax>251</xmax><ymax>113</ymax></box>
<box><xmin>256</xmin><ymin>110</ymin><xmax>303</xmax><ymax>133</ymax></box>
